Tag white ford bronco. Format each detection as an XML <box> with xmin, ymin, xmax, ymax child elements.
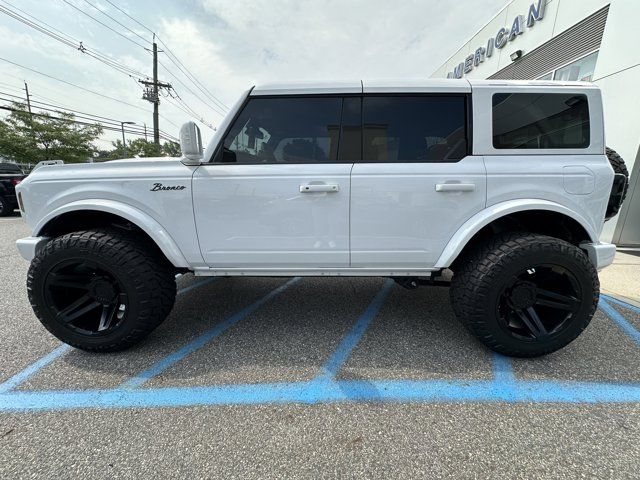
<box><xmin>15</xmin><ymin>79</ymin><xmax>629</xmax><ymax>357</ymax></box>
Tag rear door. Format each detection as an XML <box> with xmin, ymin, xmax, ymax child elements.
<box><xmin>350</xmin><ymin>89</ymin><xmax>486</xmax><ymax>268</ymax></box>
<box><xmin>192</xmin><ymin>95</ymin><xmax>356</xmax><ymax>269</ymax></box>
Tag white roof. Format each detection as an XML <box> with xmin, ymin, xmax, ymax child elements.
<box><xmin>251</xmin><ymin>79</ymin><xmax>471</xmax><ymax>95</ymax></box>
<box><xmin>250</xmin><ymin>78</ymin><xmax>598</xmax><ymax>96</ymax></box>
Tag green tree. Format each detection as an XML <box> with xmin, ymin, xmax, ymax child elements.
<box><xmin>0</xmin><ymin>102</ymin><xmax>103</xmax><ymax>163</ymax></box>
<box><xmin>162</xmin><ymin>141</ymin><xmax>181</xmax><ymax>157</ymax></box>
<box><xmin>105</xmin><ymin>138</ymin><xmax>181</xmax><ymax>160</ymax></box>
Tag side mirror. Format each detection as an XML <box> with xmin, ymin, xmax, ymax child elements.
<box><xmin>179</xmin><ymin>122</ymin><xmax>203</xmax><ymax>165</ymax></box>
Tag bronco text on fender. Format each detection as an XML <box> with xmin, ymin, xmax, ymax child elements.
<box><xmin>15</xmin><ymin>79</ymin><xmax>629</xmax><ymax>357</ymax></box>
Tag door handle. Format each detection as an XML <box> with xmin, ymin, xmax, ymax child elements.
<box><xmin>300</xmin><ymin>184</ymin><xmax>340</xmax><ymax>193</ymax></box>
<box><xmin>435</xmin><ymin>183</ymin><xmax>476</xmax><ymax>192</ymax></box>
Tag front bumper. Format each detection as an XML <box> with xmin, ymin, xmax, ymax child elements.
<box><xmin>16</xmin><ymin>236</ymin><xmax>48</xmax><ymax>261</ymax></box>
<box><xmin>580</xmin><ymin>242</ymin><xmax>616</xmax><ymax>270</ymax></box>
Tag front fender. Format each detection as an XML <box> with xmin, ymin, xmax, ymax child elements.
<box><xmin>34</xmin><ymin>199</ymin><xmax>190</xmax><ymax>268</ymax></box>
<box><xmin>434</xmin><ymin>199</ymin><xmax>599</xmax><ymax>268</ymax></box>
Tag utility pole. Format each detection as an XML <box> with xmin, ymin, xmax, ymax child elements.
<box><xmin>23</xmin><ymin>81</ymin><xmax>32</xmax><ymax>116</ymax></box>
<box><xmin>139</xmin><ymin>36</ymin><xmax>171</xmax><ymax>146</ymax></box>
<box><xmin>152</xmin><ymin>41</ymin><xmax>159</xmax><ymax>145</ymax></box>
<box><xmin>24</xmin><ymin>81</ymin><xmax>35</xmax><ymax>141</ymax></box>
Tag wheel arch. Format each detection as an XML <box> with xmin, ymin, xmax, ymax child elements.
<box><xmin>435</xmin><ymin>200</ymin><xmax>598</xmax><ymax>269</ymax></box>
<box><xmin>34</xmin><ymin>200</ymin><xmax>190</xmax><ymax>268</ymax></box>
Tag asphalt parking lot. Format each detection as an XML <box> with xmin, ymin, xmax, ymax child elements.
<box><xmin>1</xmin><ymin>214</ymin><xmax>640</xmax><ymax>479</ymax></box>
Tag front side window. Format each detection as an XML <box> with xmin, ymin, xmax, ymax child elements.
<box><xmin>219</xmin><ymin>97</ymin><xmax>342</xmax><ymax>164</ymax></box>
<box><xmin>492</xmin><ymin>93</ymin><xmax>590</xmax><ymax>149</ymax></box>
<box><xmin>362</xmin><ymin>96</ymin><xmax>467</xmax><ymax>163</ymax></box>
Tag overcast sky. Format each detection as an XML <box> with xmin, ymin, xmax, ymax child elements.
<box><xmin>0</xmin><ymin>0</ymin><xmax>507</xmax><ymax>150</ymax></box>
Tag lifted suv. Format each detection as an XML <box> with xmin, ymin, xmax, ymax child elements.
<box><xmin>15</xmin><ymin>79</ymin><xmax>628</xmax><ymax>357</ymax></box>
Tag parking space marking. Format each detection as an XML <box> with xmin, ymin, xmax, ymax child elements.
<box><xmin>119</xmin><ymin>277</ymin><xmax>302</xmax><ymax>389</ymax></box>
<box><xmin>492</xmin><ymin>353</ymin><xmax>515</xmax><ymax>383</ymax></box>
<box><xmin>0</xmin><ymin>345</ymin><xmax>71</xmax><ymax>394</ymax></box>
<box><xmin>3</xmin><ymin>291</ymin><xmax>640</xmax><ymax>412</ymax></box>
<box><xmin>599</xmin><ymin>298</ymin><xmax>640</xmax><ymax>346</ymax></box>
<box><xmin>315</xmin><ymin>279</ymin><xmax>394</xmax><ymax>381</ymax></box>
<box><xmin>602</xmin><ymin>294</ymin><xmax>640</xmax><ymax>315</ymax></box>
<box><xmin>0</xmin><ymin>276</ymin><xmax>217</xmax><ymax>393</ymax></box>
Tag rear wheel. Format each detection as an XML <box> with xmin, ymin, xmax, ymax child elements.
<box><xmin>450</xmin><ymin>233</ymin><xmax>599</xmax><ymax>357</ymax></box>
<box><xmin>27</xmin><ymin>229</ymin><xmax>176</xmax><ymax>352</ymax></box>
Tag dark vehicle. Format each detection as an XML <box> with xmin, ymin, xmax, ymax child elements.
<box><xmin>0</xmin><ymin>162</ymin><xmax>26</xmax><ymax>216</ymax></box>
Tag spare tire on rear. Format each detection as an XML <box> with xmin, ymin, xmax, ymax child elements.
<box><xmin>605</xmin><ymin>147</ymin><xmax>629</xmax><ymax>219</ymax></box>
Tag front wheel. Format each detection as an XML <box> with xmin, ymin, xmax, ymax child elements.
<box><xmin>450</xmin><ymin>233</ymin><xmax>599</xmax><ymax>357</ymax></box>
<box><xmin>27</xmin><ymin>229</ymin><xmax>176</xmax><ymax>352</ymax></box>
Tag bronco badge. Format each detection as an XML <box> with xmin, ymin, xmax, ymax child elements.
<box><xmin>150</xmin><ymin>183</ymin><xmax>186</xmax><ymax>191</ymax></box>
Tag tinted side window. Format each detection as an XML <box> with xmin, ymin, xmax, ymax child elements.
<box><xmin>338</xmin><ymin>97</ymin><xmax>361</xmax><ymax>162</ymax></box>
<box><xmin>219</xmin><ymin>97</ymin><xmax>342</xmax><ymax>164</ymax></box>
<box><xmin>362</xmin><ymin>96</ymin><xmax>467</xmax><ymax>163</ymax></box>
<box><xmin>492</xmin><ymin>93</ymin><xmax>590</xmax><ymax>149</ymax></box>
<box><xmin>0</xmin><ymin>163</ymin><xmax>22</xmax><ymax>174</ymax></box>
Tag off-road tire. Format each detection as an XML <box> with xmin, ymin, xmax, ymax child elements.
<box><xmin>606</xmin><ymin>147</ymin><xmax>629</xmax><ymax>218</ymax></box>
<box><xmin>0</xmin><ymin>196</ymin><xmax>10</xmax><ymax>216</ymax></box>
<box><xmin>450</xmin><ymin>233</ymin><xmax>599</xmax><ymax>357</ymax></box>
<box><xmin>27</xmin><ymin>229</ymin><xmax>176</xmax><ymax>352</ymax></box>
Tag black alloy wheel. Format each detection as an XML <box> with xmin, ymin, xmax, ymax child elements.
<box><xmin>497</xmin><ymin>264</ymin><xmax>581</xmax><ymax>342</ymax></box>
<box><xmin>43</xmin><ymin>258</ymin><xmax>128</xmax><ymax>335</ymax></box>
<box><xmin>450</xmin><ymin>233</ymin><xmax>599</xmax><ymax>357</ymax></box>
<box><xmin>28</xmin><ymin>229</ymin><xmax>177</xmax><ymax>352</ymax></box>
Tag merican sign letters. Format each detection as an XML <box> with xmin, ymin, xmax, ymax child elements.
<box><xmin>447</xmin><ymin>0</ymin><xmax>546</xmax><ymax>78</ymax></box>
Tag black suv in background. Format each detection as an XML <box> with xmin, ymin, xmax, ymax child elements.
<box><xmin>0</xmin><ymin>162</ymin><xmax>26</xmax><ymax>216</ymax></box>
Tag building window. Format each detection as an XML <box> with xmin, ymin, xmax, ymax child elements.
<box><xmin>362</xmin><ymin>96</ymin><xmax>468</xmax><ymax>162</ymax></box>
<box><xmin>553</xmin><ymin>51</ymin><xmax>599</xmax><ymax>82</ymax></box>
<box><xmin>492</xmin><ymin>93</ymin><xmax>590</xmax><ymax>149</ymax></box>
<box><xmin>537</xmin><ymin>72</ymin><xmax>553</xmax><ymax>80</ymax></box>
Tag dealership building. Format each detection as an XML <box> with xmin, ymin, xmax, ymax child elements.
<box><xmin>431</xmin><ymin>0</ymin><xmax>639</xmax><ymax>247</ymax></box>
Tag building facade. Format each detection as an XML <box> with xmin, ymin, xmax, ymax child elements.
<box><xmin>431</xmin><ymin>0</ymin><xmax>639</xmax><ymax>246</ymax></box>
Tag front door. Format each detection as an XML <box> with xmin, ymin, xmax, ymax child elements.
<box><xmin>192</xmin><ymin>95</ymin><xmax>354</xmax><ymax>268</ymax></box>
<box><xmin>350</xmin><ymin>94</ymin><xmax>486</xmax><ymax>268</ymax></box>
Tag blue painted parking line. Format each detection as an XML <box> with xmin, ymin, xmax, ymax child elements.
<box><xmin>4</xmin><ymin>282</ymin><xmax>640</xmax><ymax>411</ymax></box>
<box><xmin>599</xmin><ymin>298</ymin><xmax>640</xmax><ymax>347</ymax></box>
<box><xmin>0</xmin><ymin>344</ymin><xmax>72</xmax><ymax>394</ymax></box>
<box><xmin>492</xmin><ymin>353</ymin><xmax>515</xmax><ymax>383</ymax></box>
<box><xmin>602</xmin><ymin>294</ymin><xmax>640</xmax><ymax>315</ymax></box>
<box><xmin>119</xmin><ymin>277</ymin><xmax>301</xmax><ymax>389</ymax></box>
<box><xmin>3</xmin><ymin>377</ymin><xmax>640</xmax><ymax>412</ymax></box>
<box><xmin>315</xmin><ymin>279</ymin><xmax>394</xmax><ymax>381</ymax></box>
<box><xmin>0</xmin><ymin>276</ymin><xmax>219</xmax><ymax>394</ymax></box>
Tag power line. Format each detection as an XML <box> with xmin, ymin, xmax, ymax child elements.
<box><xmin>156</xmin><ymin>37</ymin><xmax>229</xmax><ymax>112</ymax></box>
<box><xmin>0</xmin><ymin>2</ymin><xmax>149</xmax><ymax>79</ymax></box>
<box><xmin>59</xmin><ymin>0</ymin><xmax>148</xmax><ymax>50</ymax></box>
<box><xmin>97</xmin><ymin>1</ymin><xmax>228</xmax><ymax>113</ymax></box>
<box><xmin>0</xmin><ymin>104</ymin><xmax>176</xmax><ymax>142</ymax></box>
<box><xmin>80</xmin><ymin>0</ymin><xmax>151</xmax><ymax>46</ymax></box>
<box><xmin>0</xmin><ymin>90</ymin><xmax>158</xmax><ymax>134</ymax></box>
<box><xmin>162</xmin><ymin>93</ymin><xmax>214</xmax><ymax>131</ymax></box>
<box><xmin>0</xmin><ymin>56</ymin><xmax>150</xmax><ymax>113</ymax></box>
<box><xmin>102</xmin><ymin>0</ymin><xmax>154</xmax><ymax>35</ymax></box>
<box><xmin>158</xmin><ymin>59</ymin><xmax>226</xmax><ymax>117</ymax></box>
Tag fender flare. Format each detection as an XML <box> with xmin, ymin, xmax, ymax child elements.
<box><xmin>34</xmin><ymin>199</ymin><xmax>190</xmax><ymax>268</ymax></box>
<box><xmin>434</xmin><ymin>199</ymin><xmax>598</xmax><ymax>268</ymax></box>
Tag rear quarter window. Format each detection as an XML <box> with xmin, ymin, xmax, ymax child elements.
<box><xmin>492</xmin><ymin>93</ymin><xmax>590</xmax><ymax>149</ymax></box>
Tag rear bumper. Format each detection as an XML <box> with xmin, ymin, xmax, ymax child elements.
<box><xmin>580</xmin><ymin>242</ymin><xmax>616</xmax><ymax>270</ymax></box>
<box><xmin>16</xmin><ymin>236</ymin><xmax>48</xmax><ymax>261</ymax></box>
